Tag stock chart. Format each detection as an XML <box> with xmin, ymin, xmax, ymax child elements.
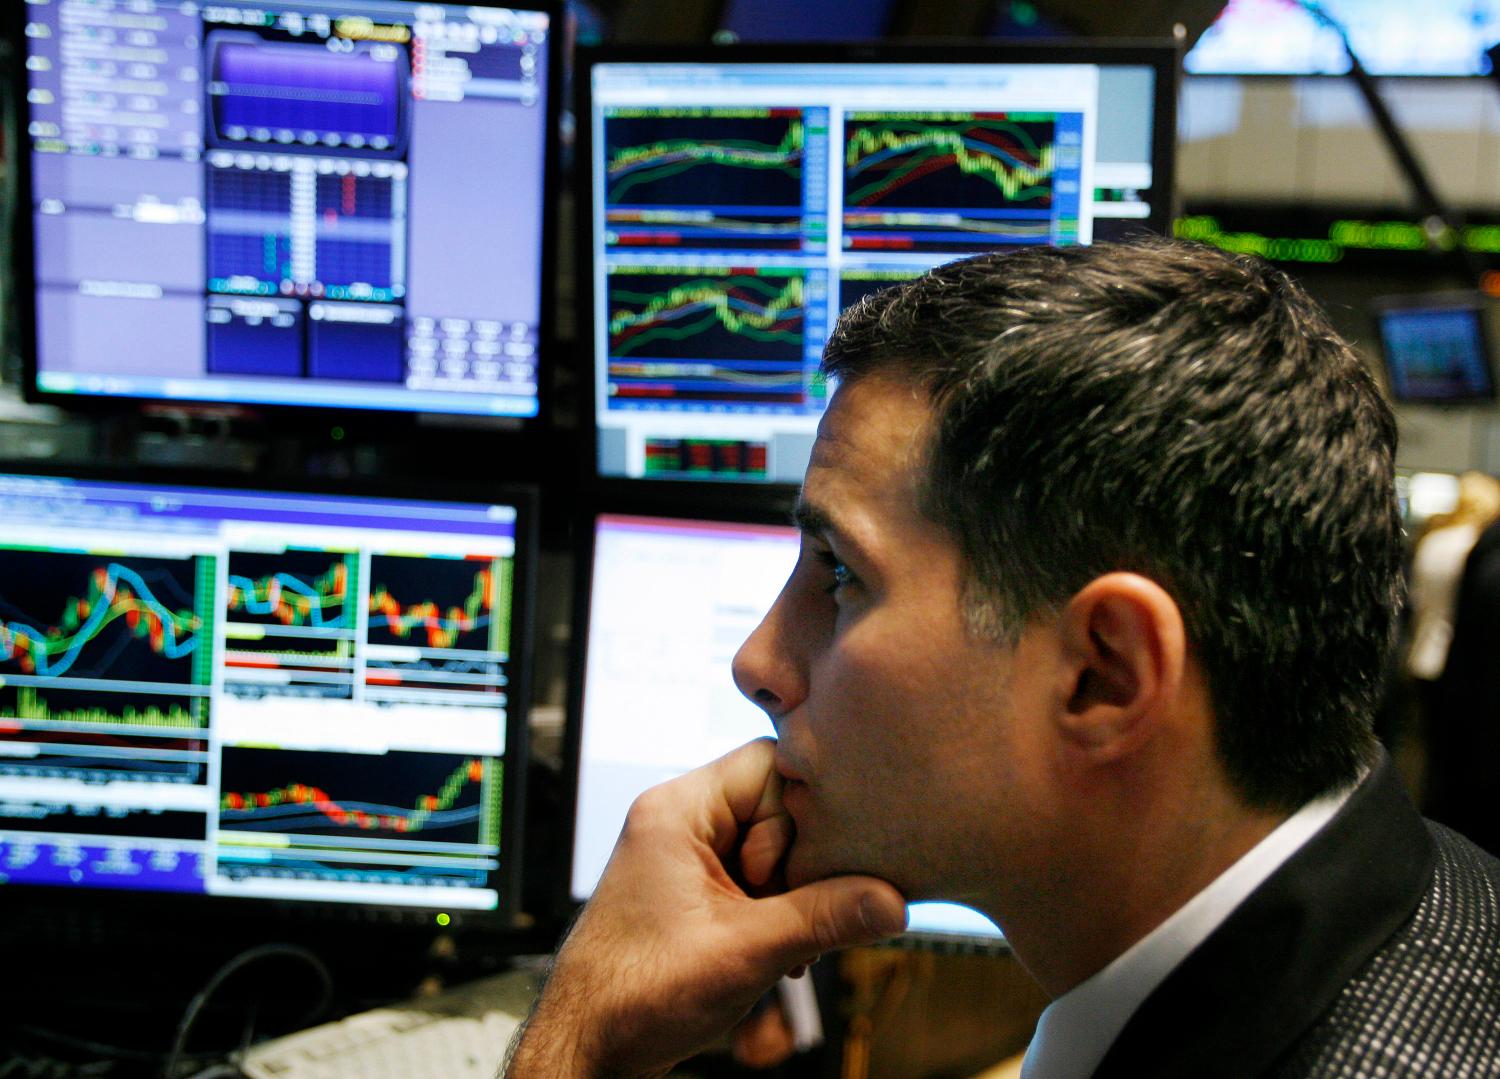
<box><xmin>606</xmin><ymin>268</ymin><xmax>814</xmax><ymax>406</ymax></box>
<box><xmin>364</xmin><ymin>555</ymin><xmax>512</xmax><ymax>705</ymax></box>
<box><xmin>227</xmin><ymin>550</ymin><xmax>353</xmax><ymax>630</ymax></box>
<box><xmin>0</xmin><ymin>549</ymin><xmax>213</xmax><ymax>800</ymax></box>
<box><xmin>843</xmin><ymin>112</ymin><xmax>1069</xmax><ymax>251</ymax></box>
<box><xmin>367</xmin><ymin>556</ymin><xmax>504</xmax><ymax>653</ymax></box>
<box><xmin>223</xmin><ymin>550</ymin><xmax>359</xmax><ymax>701</ymax></box>
<box><xmin>603</xmin><ymin>108</ymin><xmax>817</xmax><ymax>251</ymax></box>
<box><xmin>217</xmin><ymin>747</ymin><xmax>502</xmax><ymax>888</ymax></box>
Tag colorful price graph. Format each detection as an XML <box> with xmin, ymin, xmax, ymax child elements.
<box><xmin>844</xmin><ymin>113</ymin><xmax>1058</xmax><ymax>209</ymax></box>
<box><xmin>221</xmin><ymin>758</ymin><xmax>483</xmax><ymax>834</ymax></box>
<box><xmin>218</xmin><ymin>748</ymin><xmax>496</xmax><ymax>845</ymax></box>
<box><xmin>609</xmin><ymin>271</ymin><xmax>804</xmax><ymax>359</ymax></box>
<box><xmin>226</xmin><ymin>551</ymin><xmax>352</xmax><ymax>630</ymax></box>
<box><xmin>603</xmin><ymin>108</ymin><xmax>811</xmax><ymax>251</ymax></box>
<box><xmin>0</xmin><ymin>554</ymin><xmax>202</xmax><ymax>683</ymax></box>
<box><xmin>606</xmin><ymin>269</ymin><xmax>809</xmax><ymax>405</ymax></box>
<box><xmin>840</xmin><ymin>111</ymin><xmax>1072</xmax><ymax>253</ymax></box>
<box><xmin>366</xmin><ymin>555</ymin><xmax>508</xmax><ymax>653</ymax></box>
<box><xmin>605</xmin><ymin>110</ymin><xmax>805</xmax><ymax>206</ymax></box>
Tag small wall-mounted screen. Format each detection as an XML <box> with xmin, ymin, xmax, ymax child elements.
<box><xmin>1376</xmin><ymin>297</ymin><xmax>1496</xmax><ymax>404</ymax></box>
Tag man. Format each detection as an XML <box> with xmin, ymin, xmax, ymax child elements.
<box><xmin>509</xmin><ymin>239</ymin><xmax>1500</xmax><ymax>1076</ymax></box>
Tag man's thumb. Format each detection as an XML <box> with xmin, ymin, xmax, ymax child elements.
<box><xmin>749</xmin><ymin>876</ymin><xmax>908</xmax><ymax>971</ymax></box>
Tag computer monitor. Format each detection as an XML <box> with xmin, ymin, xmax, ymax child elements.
<box><xmin>1374</xmin><ymin>292</ymin><xmax>1497</xmax><ymax>405</ymax></box>
<box><xmin>579</xmin><ymin>43</ymin><xmax>1178</xmax><ymax>486</ymax></box>
<box><xmin>8</xmin><ymin>1</ymin><xmax>559</xmax><ymax>421</ymax></box>
<box><xmin>567</xmin><ymin>511</ymin><xmax>1005</xmax><ymax>947</ymax></box>
<box><xmin>0</xmin><ymin>469</ymin><xmax>534</xmax><ymax>927</ymax></box>
<box><xmin>1185</xmin><ymin>0</ymin><xmax>1500</xmax><ymax>76</ymax></box>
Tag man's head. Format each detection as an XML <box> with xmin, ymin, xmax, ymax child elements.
<box><xmin>818</xmin><ymin>238</ymin><xmax>1401</xmax><ymax>810</ymax></box>
<box><xmin>733</xmin><ymin>238</ymin><xmax>1402</xmax><ymax>910</ymax></box>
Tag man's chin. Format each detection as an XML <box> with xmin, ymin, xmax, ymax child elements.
<box><xmin>782</xmin><ymin>844</ymin><xmax>833</xmax><ymax>890</ymax></box>
<box><xmin>783</xmin><ymin>842</ymin><xmax>881</xmax><ymax>891</ymax></box>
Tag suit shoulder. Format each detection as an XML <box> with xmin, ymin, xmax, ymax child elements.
<box><xmin>1272</xmin><ymin>824</ymin><xmax>1500</xmax><ymax>1077</ymax></box>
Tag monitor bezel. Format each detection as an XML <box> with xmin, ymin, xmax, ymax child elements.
<box><xmin>1371</xmin><ymin>290</ymin><xmax>1498</xmax><ymax>406</ymax></box>
<box><xmin>0</xmin><ymin>460</ymin><xmax>539</xmax><ymax>938</ymax></box>
<box><xmin>4</xmin><ymin>0</ymin><xmax>565</xmax><ymax>436</ymax></box>
<box><xmin>713</xmin><ymin>0</ymin><xmax>909</xmax><ymax>42</ymax></box>
<box><xmin>574</xmin><ymin>39</ymin><xmax>1182</xmax><ymax>502</ymax></box>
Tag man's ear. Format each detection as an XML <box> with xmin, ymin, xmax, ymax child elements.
<box><xmin>1054</xmin><ymin>573</ymin><xmax>1187</xmax><ymax>761</ymax></box>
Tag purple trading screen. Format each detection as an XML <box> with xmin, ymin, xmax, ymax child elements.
<box><xmin>210</xmin><ymin>38</ymin><xmax>408</xmax><ymax>151</ymax></box>
<box><xmin>18</xmin><ymin>1</ymin><xmax>555</xmax><ymax>419</ymax></box>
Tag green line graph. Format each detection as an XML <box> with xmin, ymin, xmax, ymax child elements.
<box><xmin>609</xmin><ymin>273</ymin><xmax>804</xmax><ymax>357</ymax></box>
<box><xmin>604</xmin><ymin>110</ymin><xmax>805</xmax><ymax>207</ymax></box>
<box><xmin>844</xmin><ymin>114</ymin><xmax>1057</xmax><ymax>207</ymax></box>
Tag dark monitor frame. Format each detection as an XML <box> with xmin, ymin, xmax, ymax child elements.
<box><xmin>0</xmin><ymin>461</ymin><xmax>539</xmax><ymax>948</ymax></box>
<box><xmin>1372</xmin><ymin>290</ymin><xmax>1498</xmax><ymax>406</ymax></box>
<box><xmin>574</xmin><ymin>40</ymin><xmax>1182</xmax><ymax>507</ymax></box>
<box><xmin>557</xmin><ymin>491</ymin><xmax>1009</xmax><ymax>953</ymax></box>
<box><xmin>3</xmin><ymin>1</ymin><xmax>565</xmax><ymax>440</ymax></box>
<box><xmin>713</xmin><ymin>0</ymin><xmax>909</xmax><ymax>42</ymax></box>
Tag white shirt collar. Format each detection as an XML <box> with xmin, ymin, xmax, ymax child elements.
<box><xmin>1020</xmin><ymin>778</ymin><xmax>1360</xmax><ymax>1079</ymax></box>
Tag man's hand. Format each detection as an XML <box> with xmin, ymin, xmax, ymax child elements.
<box><xmin>505</xmin><ymin>738</ymin><xmax>908</xmax><ymax>1077</ymax></box>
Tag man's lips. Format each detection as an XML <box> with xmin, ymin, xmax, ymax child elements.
<box><xmin>773</xmin><ymin>750</ymin><xmax>807</xmax><ymax>785</ymax></box>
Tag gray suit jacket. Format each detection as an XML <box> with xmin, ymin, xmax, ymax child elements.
<box><xmin>1092</xmin><ymin>755</ymin><xmax>1500</xmax><ymax>1077</ymax></box>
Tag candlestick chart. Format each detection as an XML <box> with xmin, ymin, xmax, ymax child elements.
<box><xmin>220</xmin><ymin>750</ymin><xmax>487</xmax><ymax>839</ymax></box>
<box><xmin>366</xmin><ymin>555</ymin><xmax>506</xmax><ymax>653</ymax></box>
<box><xmin>604</xmin><ymin>108</ymin><xmax>808</xmax><ymax>251</ymax></box>
<box><xmin>0</xmin><ymin>549</ymin><xmax>211</xmax><ymax>796</ymax></box>
<box><xmin>0</xmin><ymin>550</ymin><xmax>208</xmax><ymax>689</ymax></box>
<box><xmin>227</xmin><ymin>550</ymin><xmax>353</xmax><ymax>630</ymax></box>
<box><xmin>362</xmin><ymin>553</ymin><xmax>512</xmax><ymax>705</ymax></box>
<box><xmin>222</xmin><ymin>549</ymin><xmax>358</xmax><ymax>701</ymax></box>
<box><xmin>606</xmin><ymin>268</ymin><xmax>812</xmax><ymax>406</ymax></box>
<box><xmin>216</xmin><ymin>747</ymin><xmax>503</xmax><ymax>888</ymax></box>
<box><xmin>842</xmin><ymin>112</ymin><xmax>1067</xmax><ymax>252</ymax></box>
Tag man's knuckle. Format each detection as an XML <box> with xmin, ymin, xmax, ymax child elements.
<box><xmin>622</xmin><ymin>787</ymin><xmax>670</xmax><ymax>833</ymax></box>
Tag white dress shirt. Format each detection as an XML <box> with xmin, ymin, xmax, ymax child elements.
<box><xmin>1020</xmin><ymin>780</ymin><xmax>1359</xmax><ymax>1079</ymax></box>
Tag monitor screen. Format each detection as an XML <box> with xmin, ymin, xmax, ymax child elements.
<box><xmin>11</xmin><ymin>1</ymin><xmax>556</xmax><ymax>419</ymax></box>
<box><xmin>0</xmin><ymin>471</ymin><xmax>532</xmax><ymax>921</ymax></box>
<box><xmin>581</xmin><ymin>46</ymin><xmax>1177</xmax><ymax>485</ymax></box>
<box><xmin>1375</xmin><ymin>295</ymin><xmax>1496</xmax><ymax>404</ymax></box>
<box><xmin>568</xmin><ymin>512</ymin><xmax>1004</xmax><ymax>946</ymax></box>
<box><xmin>1185</xmin><ymin>0</ymin><xmax>1500</xmax><ymax>76</ymax></box>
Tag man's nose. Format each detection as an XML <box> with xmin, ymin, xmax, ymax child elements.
<box><xmin>731</xmin><ymin>591</ymin><xmax>808</xmax><ymax>724</ymax></box>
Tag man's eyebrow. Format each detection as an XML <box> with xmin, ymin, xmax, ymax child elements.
<box><xmin>791</xmin><ymin>501</ymin><xmax>838</xmax><ymax>539</ymax></box>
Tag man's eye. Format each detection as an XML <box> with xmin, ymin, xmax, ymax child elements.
<box><xmin>816</xmin><ymin>551</ymin><xmax>856</xmax><ymax>593</ymax></box>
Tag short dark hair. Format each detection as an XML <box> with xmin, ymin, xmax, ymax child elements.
<box><xmin>823</xmin><ymin>238</ymin><xmax>1401</xmax><ymax>810</ymax></box>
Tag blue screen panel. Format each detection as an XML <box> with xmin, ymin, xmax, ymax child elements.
<box><xmin>1379</xmin><ymin>304</ymin><xmax>1496</xmax><ymax>403</ymax></box>
<box><xmin>0</xmin><ymin>472</ymin><xmax>526</xmax><ymax>913</ymax></box>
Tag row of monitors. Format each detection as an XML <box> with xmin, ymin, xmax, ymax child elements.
<box><xmin>10</xmin><ymin>0</ymin><xmax>1496</xmax><ymax>468</ymax></box>
<box><xmin>0</xmin><ymin>469</ymin><xmax>1001</xmax><ymax>947</ymax></box>
<box><xmin>6</xmin><ymin>0</ymin><xmax>1179</xmax><ymax>487</ymax></box>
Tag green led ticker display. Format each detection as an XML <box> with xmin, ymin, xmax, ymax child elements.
<box><xmin>1174</xmin><ymin>215</ymin><xmax>1500</xmax><ymax>266</ymax></box>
